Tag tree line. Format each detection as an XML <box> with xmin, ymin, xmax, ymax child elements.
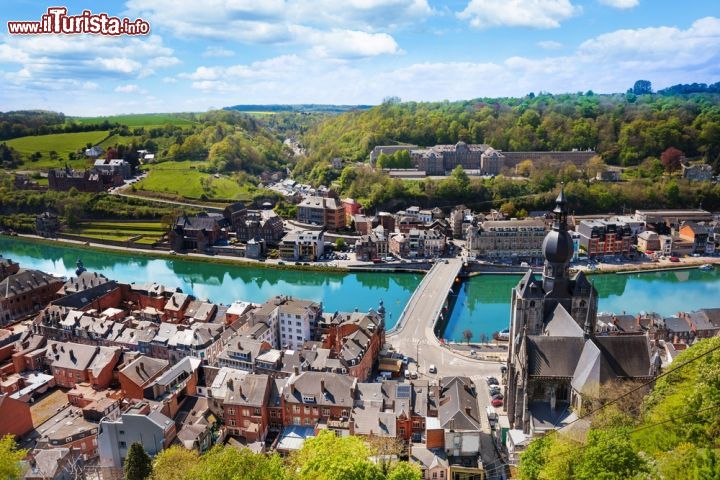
<box><xmin>294</xmin><ymin>88</ymin><xmax>720</xmax><ymax>186</ymax></box>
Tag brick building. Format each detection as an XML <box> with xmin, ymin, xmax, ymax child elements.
<box><xmin>576</xmin><ymin>220</ymin><xmax>633</xmax><ymax>257</ymax></box>
<box><xmin>223</xmin><ymin>373</ymin><xmax>272</xmax><ymax>442</ymax></box>
<box><xmin>0</xmin><ymin>269</ymin><xmax>63</xmax><ymax>325</ymax></box>
<box><xmin>297</xmin><ymin>196</ymin><xmax>346</xmax><ymax>230</ymax></box>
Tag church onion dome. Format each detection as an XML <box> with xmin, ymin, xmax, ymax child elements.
<box><xmin>542</xmin><ymin>185</ymin><xmax>573</xmax><ymax>263</ymax></box>
<box><xmin>542</xmin><ymin>229</ymin><xmax>573</xmax><ymax>264</ymax></box>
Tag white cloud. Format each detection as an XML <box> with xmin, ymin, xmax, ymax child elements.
<box><xmin>162</xmin><ymin>76</ymin><xmax>178</xmax><ymax>83</ymax></box>
<box><xmin>538</xmin><ymin>40</ymin><xmax>563</xmax><ymax>50</ymax></box>
<box><xmin>599</xmin><ymin>0</ymin><xmax>639</xmax><ymax>9</ymax></box>
<box><xmin>203</xmin><ymin>46</ymin><xmax>235</xmax><ymax>57</ymax></box>
<box><xmin>458</xmin><ymin>0</ymin><xmax>580</xmax><ymax>29</ymax></box>
<box><xmin>0</xmin><ymin>34</ymin><xmax>177</xmax><ymax>93</ymax></box>
<box><xmin>82</xmin><ymin>81</ymin><xmax>100</xmax><ymax>90</ymax></box>
<box><xmin>115</xmin><ymin>84</ymin><xmax>141</xmax><ymax>93</ymax></box>
<box><xmin>124</xmin><ymin>0</ymin><xmax>423</xmax><ymax>58</ymax></box>
<box><xmin>298</xmin><ymin>27</ymin><xmax>401</xmax><ymax>58</ymax></box>
<box><xmin>177</xmin><ymin>16</ymin><xmax>720</xmax><ymax>105</ymax></box>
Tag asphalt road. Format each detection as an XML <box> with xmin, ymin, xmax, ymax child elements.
<box><xmin>386</xmin><ymin>258</ymin><xmax>506</xmax><ymax>478</ymax></box>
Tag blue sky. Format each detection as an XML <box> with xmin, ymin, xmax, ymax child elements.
<box><xmin>1</xmin><ymin>0</ymin><xmax>719</xmax><ymax>115</ymax></box>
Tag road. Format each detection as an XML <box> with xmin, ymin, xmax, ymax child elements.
<box><xmin>386</xmin><ymin>258</ymin><xmax>506</xmax><ymax>478</ymax></box>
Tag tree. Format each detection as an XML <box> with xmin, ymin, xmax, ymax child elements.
<box><xmin>0</xmin><ymin>435</ymin><xmax>27</xmax><ymax>480</ymax></box>
<box><xmin>48</xmin><ymin>150</ymin><xmax>58</xmax><ymax>161</ymax></box>
<box><xmin>499</xmin><ymin>201</ymin><xmax>517</xmax><ymax>218</ymax></box>
<box><xmin>661</xmin><ymin>147</ymin><xmax>684</xmax><ymax>173</ymax></box>
<box><xmin>585</xmin><ymin>156</ymin><xmax>607</xmax><ymax>178</ymax></box>
<box><xmin>188</xmin><ymin>446</ymin><xmax>285</xmax><ymax>480</ymax></box>
<box><xmin>151</xmin><ymin>446</ymin><xmax>198</xmax><ymax>480</ymax></box>
<box><xmin>574</xmin><ymin>429</ymin><xmax>647</xmax><ymax>480</ymax></box>
<box><xmin>633</xmin><ymin>80</ymin><xmax>653</xmax><ymax>95</ymax></box>
<box><xmin>335</xmin><ymin>238</ymin><xmax>347</xmax><ymax>251</ymax></box>
<box><xmin>462</xmin><ymin>329</ymin><xmax>473</xmax><ymax>344</ymax></box>
<box><xmin>124</xmin><ymin>442</ymin><xmax>152</xmax><ymax>480</ymax></box>
<box><xmin>367</xmin><ymin>435</ymin><xmax>407</xmax><ymax>476</ymax></box>
<box><xmin>451</xmin><ymin>165</ymin><xmax>470</xmax><ymax>191</ymax></box>
<box><xmin>290</xmin><ymin>429</ymin><xmax>382</xmax><ymax>480</ymax></box>
<box><xmin>517</xmin><ymin>159</ymin><xmax>534</xmax><ymax>177</ymax></box>
<box><xmin>386</xmin><ymin>462</ymin><xmax>422</xmax><ymax>480</ymax></box>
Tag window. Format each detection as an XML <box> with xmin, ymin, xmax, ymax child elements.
<box><xmin>119</xmin><ymin>430</ymin><xmax>125</xmax><ymax>435</ymax></box>
<box><xmin>242</xmin><ymin>409</ymin><xmax>250</xmax><ymax>416</ymax></box>
<box><xmin>322</xmin><ymin>408</ymin><xmax>330</xmax><ymax>416</ymax></box>
<box><xmin>293</xmin><ymin>405</ymin><xmax>300</xmax><ymax>414</ymax></box>
<box><xmin>229</xmin><ymin>419</ymin><xmax>236</xmax><ymax>427</ymax></box>
<box><xmin>228</xmin><ymin>408</ymin><xmax>235</xmax><ymax>416</ymax></box>
<box><xmin>293</xmin><ymin>417</ymin><xmax>301</xmax><ymax>425</ymax></box>
<box><xmin>119</xmin><ymin>441</ymin><xmax>127</xmax><ymax>448</ymax></box>
<box><xmin>253</xmin><ymin>408</ymin><xmax>261</xmax><ymax>416</ymax></box>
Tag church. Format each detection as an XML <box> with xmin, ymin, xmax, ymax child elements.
<box><xmin>504</xmin><ymin>188</ymin><xmax>658</xmax><ymax>436</ymax></box>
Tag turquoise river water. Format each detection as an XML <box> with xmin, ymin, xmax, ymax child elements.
<box><xmin>1</xmin><ymin>237</ymin><xmax>719</xmax><ymax>342</ymax></box>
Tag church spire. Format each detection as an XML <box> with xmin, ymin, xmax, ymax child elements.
<box><xmin>552</xmin><ymin>184</ymin><xmax>568</xmax><ymax>231</ymax></box>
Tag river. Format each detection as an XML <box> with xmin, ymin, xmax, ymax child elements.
<box><xmin>2</xmin><ymin>237</ymin><xmax>719</xmax><ymax>341</ymax></box>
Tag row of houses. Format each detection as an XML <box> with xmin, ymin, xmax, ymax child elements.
<box><xmin>0</xmin><ymin>259</ymin><xmax>490</xmax><ymax>478</ymax></box>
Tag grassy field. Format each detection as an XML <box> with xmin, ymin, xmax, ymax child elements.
<box><xmin>5</xmin><ymin>130</ymin><xmax>110</xmax><ymax>169</ymax></box>
<box><xmin>134</xmin><ymin>167</ymin><xmax>256</xmax><ymax>200</ymax></box>
<box><xmin>98</xmin><ymin>134</ymin><xmax>143</xmax><ymax>149</ymax></box>
<box><xmin>66</xmin><ymin>220</ymin><xmax>166</xmax><ymax>243</ymax></box>
<box><xmin>70</xmin><ymin>113</ymin><xmax>195</xmax><ymax>128</ymax></box>
<box><xmin>142</xmin><ymin>160</ymin><xmax>209</xmax><ymax>170</ymax></box>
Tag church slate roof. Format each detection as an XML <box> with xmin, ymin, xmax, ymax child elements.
<box><xmin>592</xmin><ymin>335</ymin><xmax>652</xmax><ymax>378</ymax></box>
<box><xmin>544</xmin><ymin>304</ymin><xmax>584</xmax><ymax>337</ymax></box>
<box><xmin>571</xmin><ymin>336</ymin><xmax>652</xmax><ymax>397</ymax></box>
<box><xmin>527</xmin><ymin>336</ymin><xmax>585</xmax><ymax>377</ymax></box>
<box><xmin>571</xmin><ymin>271</ymin><xmax>593</xmax><ymax>295</ymax></box>
<box><xmin>516</xmin><ymin>270</ymin><xmax>543</xmax><ymax>298</ymax></box>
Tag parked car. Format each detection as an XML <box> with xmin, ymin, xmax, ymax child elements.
<box><xmin>491</xmin><ymin>398</ymin><xmax>503</xmax><ymax>407</ymax></box>
<box><xmin>486</xmin><ymin>377</ymin><xmax>499</xmax><ymax>385</ymax></box>
<box><xmin>428</xmin><ymin>364</ymin><xmax>437</xmax><ymax>374</ymax></box>
<box><xmin>670</xmin><ymin>256</ymin><xmax>680</xmax><ymax>262</ymax></box>
<box><xmin>404</xmin><ymin>369</ymin><xmax>411</xmax><ymax>379</ymax></box>
<box><xmin>491</xmin><ymin>393</ymin><xmax>504</xmax><ymax>400</ymax></box>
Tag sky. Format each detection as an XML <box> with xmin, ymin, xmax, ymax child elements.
<box><xmin>1</xmin><ymin>0</ymin><xmax>719</xmax><ymax>115</ymax></box>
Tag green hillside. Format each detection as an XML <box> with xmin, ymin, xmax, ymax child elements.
<box><xmin>70</xmin><ymin>113</ymin><xmax>195</xmax><ymax>128</ymax></box>
<box><xmin>5</xmin><ymin>130</ymin><xmax>109</xmax><ymax>169</ymax></box>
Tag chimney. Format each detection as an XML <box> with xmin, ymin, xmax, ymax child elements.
<box><xmin>293</xmin><ymin>366</ymin><xmax>300</xmax><ymax>376</ymax></box>
<box><xmin>69</xmin><ymin>349</ymin><xmax>76</xmax><ymax>363</ymax></box>
<box><xmin>135</xmin><ymin>365</ymin><xmax>141</xmax><ymax>376</ymax></box>
<box><xmin>320</xmin><ymin>378</ymin><xmax>326</xmax><ymax>393</ymax></box>
<box><xmin>226</xmin><ymin>379</ymin><xmax>234</xmax><ymax>392</ymax></box>
<box><xmin>140</xmin><ymin>362</ymin><xmax>146</xmax><ymax>374</ymax></box>
<box><xmin>237</xmin><ymin>384</ymin><xmax>243</xmax><ymax>398</ymax></box>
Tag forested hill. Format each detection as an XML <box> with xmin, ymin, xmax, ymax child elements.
<box><xmin>294</xmin><ymin>91</ymin><xmax>720</xmax><ymax>178</ymax></box>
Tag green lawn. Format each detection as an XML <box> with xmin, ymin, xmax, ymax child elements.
<box><xmin>70</xmin><ymin>113</ymin><xmax>195</xmax><ymax>128</ymax></box>
<box><xmin>98</xmin><ymin>134</ymin><xmax>143</xmax><ymax>149</ymax></box>
<box><xmin>5</xmin><ymin>130</ymin><xmax>110</xmax><ymax>169</ymax></box>
<box><xmin>134</xmin><ymin>167</ymin><xmax>256</xmax><ymax>201</ymax></box>
<box><xmin>67</xmin><ymin>221</ymin><xmax>167</xmax><ymax>242</ymax></box>
<box><xmin>142</xmin><ymin>160</ymin><xmax>210</xmax><ymax>171</ymax></box>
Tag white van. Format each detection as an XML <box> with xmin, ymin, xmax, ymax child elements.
<box><xmin>404</xmin><ymin>369</ymin><xmax>411</xmax><ymax>379</ymax></box>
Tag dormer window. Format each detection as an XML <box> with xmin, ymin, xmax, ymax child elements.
<box><xmin>302</xmin><ymin>394</ymin><xmax>315</xmax><ymax>403</ymax></box>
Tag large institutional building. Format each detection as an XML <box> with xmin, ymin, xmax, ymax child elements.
<box><xmin>371</xmin><ymin>142</ymin><xmax>505</xmax><ymax>176</ymax></box>
<box><xmin>505</xmin><ymin>189</ymin><xmax>657</xmax><ymax>436</ymax></box>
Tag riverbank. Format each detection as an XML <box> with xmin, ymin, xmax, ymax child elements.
<box><xmin>7</xmin><ymin>234</ymin><xmax>357</xmax><ymax>274</ymax></box>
